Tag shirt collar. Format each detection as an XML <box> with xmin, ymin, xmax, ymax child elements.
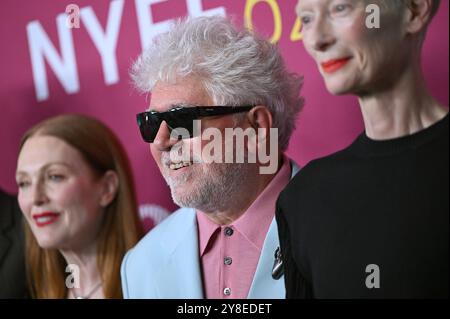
<box><xmin>196</xmin><ymin>154</ymin><xmax>292</xmax><ymax>256</ymax></box>
<box><xmin>196</xmin><ymin>210</ymin><xmax>221</xmax><ymax>256</ymax></box>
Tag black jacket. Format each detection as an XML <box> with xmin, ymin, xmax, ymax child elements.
<box><xmin>0</xmin><ymin>190</ymin><xmax>27</xmax><ymax>298</ymax></box>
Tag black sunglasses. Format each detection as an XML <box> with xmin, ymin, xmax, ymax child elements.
<box><xmin>136</xmin><ymin>105</ymin><xmax>255</xmax><ymax>143</ymax></box>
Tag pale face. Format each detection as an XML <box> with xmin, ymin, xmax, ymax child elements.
<box><xmin>149</xmin><ymin>77</ymin><xmax>254</xmax><ymax>211</ymax></box>
<box><xmin>16</xmin><ymin>136</ymin><xmax>105</xmax><ymax>250</ymax></box>
<box><xmin>297</xmin><ymin>0</ymin><xmax>408</xmax><ymax>95</ymax></box>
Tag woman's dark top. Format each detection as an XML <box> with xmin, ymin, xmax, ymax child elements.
<box><xmin>276</xmin><ymin>114</ymin><xmax>449</xmax><ymax>298</ymax></box>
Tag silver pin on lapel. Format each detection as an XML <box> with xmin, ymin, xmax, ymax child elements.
<box><xmin>272</xmin><ymin>247</ymin><xmax>284</xmax><ymax>280</ymax></box>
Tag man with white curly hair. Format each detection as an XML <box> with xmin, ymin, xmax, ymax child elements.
<box><xmin>121</xmin><ymin>16</ymin><xmax>304</xmax><ymax>299</ymax></box>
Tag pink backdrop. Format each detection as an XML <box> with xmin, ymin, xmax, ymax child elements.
<box><xmin>1</xmin><ymin>0</ymin><xmax>448</xmax><ymax>231</ymax></box>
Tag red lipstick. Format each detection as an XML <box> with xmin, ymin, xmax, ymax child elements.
<box><xmin>321</xmin><ymin>57</ymin><xmax>351</xmax><ymax>74</ymax></box>
<box><xmin>33</xmin><ymin>212</ymin><xmax>60</xmax><ymax>227</ymax></box>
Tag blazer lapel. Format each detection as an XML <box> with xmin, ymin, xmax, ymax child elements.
<box><xmin>155</xmin><ymin>208</ymin><xmax>204</xmax><ymax>298</ymax></box>
<box><xmin>247</xmin><ymin>218</ymin><xmax>285</xmax><ymax>298</ymax></box>
<box><xmin>247</xmin><ymin>160</ymin><xmax>300</xmax><ymax>298</ymax></box>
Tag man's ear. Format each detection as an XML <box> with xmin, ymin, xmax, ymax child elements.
<box><xmin>403</xmin><ymin>0</ymin><xmax>434</xmax><ymax>35</ymax></box>
<box><xmin>246</xmin><ymin>106</ymin><xmax>274</xmax><ymax>156</ymax></box>
<box><xmin>99</xmin><ymin>170</ymin><xmax>119</xmax><ymax>207</ymax></box>
<box><xmin>247</xmin><ymin>106</ymin><xmax>273</xmax><ymax>131</ymax></box>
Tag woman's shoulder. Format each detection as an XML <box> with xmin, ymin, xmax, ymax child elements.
<box><xmin>288</xmin><ymin>146</ymin><xmax>357</xmax><ymax>190</ymax></box>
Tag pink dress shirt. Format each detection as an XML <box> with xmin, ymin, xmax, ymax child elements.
<box><xmin>196</xmin><ymin>156</ymin><xmax>292</xmax><ymax>298</ymax></box>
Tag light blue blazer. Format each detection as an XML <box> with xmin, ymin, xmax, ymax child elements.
<box><xmin>121</xmin><ymin>162</ymin><xmax>300</xmax><ymax>299</ymax></box>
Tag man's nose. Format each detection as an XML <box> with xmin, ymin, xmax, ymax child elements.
<box><xmin>153</xmin><ymin>121</ymin><xmax>179</xmax><ymax>151</ymax></box>
<box><xmin>310</xmin><ymin>17</ymin><xmax>336</xmax><ymax>52</ymax></box>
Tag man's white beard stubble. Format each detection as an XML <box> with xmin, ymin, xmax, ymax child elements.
<box><xmin>161</xmin><ymin>149</ymin><xmax>254</xmax><ymax>214</ymax></box>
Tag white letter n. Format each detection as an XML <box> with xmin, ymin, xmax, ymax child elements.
<box><xmin>27</xmin><ymin>14</ymin><xmax>79</xmax><ymax>102</ymax></box>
